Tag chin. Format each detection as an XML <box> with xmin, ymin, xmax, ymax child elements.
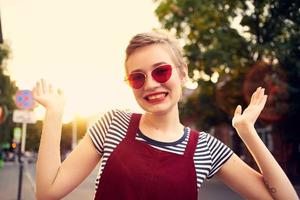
<box><xmin>138</xmin><ymin>103</ymin><xmax>174</xmax><ymax>116</ymax></box>
<box><xmin>146</xmin><ymin>109</ymin><xmax>169</xmax><ymax>116</ymax></box>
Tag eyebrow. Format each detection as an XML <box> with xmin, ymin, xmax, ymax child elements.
<box><xmin>130</xmin><ymin>62</ymin><xmax>168</xmax><ymax>73</ymax></box>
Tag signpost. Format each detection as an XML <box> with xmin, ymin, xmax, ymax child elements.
<box><xmin>13</xmin><ymin>90</ymin><xmax>36</xmax><ymax>200</ymax></box>
<box><xmin>13</xmin><ymin>127</ymin><xmax>22</xmax><ymax>144</ymax></box>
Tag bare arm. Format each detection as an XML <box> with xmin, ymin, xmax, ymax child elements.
<box><xmin>217</xmin><ymin>87</ymin><xmax>299</xmax><ymax>200</ymax></box>
<box><xmin>33</xmin><ymin>80</ymin><xmax>101</xmax><ymax>200</ymax></box>
<box><xmin>217</xmin><ymin>153</ymin><xmax>274</xmax><ymax>199</ymax></box>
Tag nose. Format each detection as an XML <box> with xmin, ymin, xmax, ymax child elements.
<box><xmin>143</xmin><ymin>74</ymin><xmax>160</xmax><ymax>90</ymax></box>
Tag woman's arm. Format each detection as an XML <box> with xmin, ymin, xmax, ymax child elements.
<box><xmin>217</xmin><ymin>87</ymin><xmax>298</xmax><ymax>200</ymax></box>
<box><xmin>33</xmin><ymin>80</ymin><xmax>101</xmax><ymax>200</ymax></box>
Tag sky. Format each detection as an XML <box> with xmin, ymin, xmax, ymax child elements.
<box><xmin>1</xmin><ymin>0</ymin><xmax>161</xmax><ymax>121</ymax></box>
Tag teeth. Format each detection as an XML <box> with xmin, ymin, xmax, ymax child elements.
<box><xmin>147</xmin><ymin>93</ymin><xmax>165</xmax><ymax>100</ymax></box>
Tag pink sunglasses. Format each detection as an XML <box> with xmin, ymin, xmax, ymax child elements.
<box><xmin>125</xmin><ymin>64</ymin><xmax>173</xmax><ymax>89</ymax></box>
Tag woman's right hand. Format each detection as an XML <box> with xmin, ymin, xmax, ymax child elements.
<box><xmin>32</xmin><ymin>79</ymin><xmax>65</xmax><ymax>112</ymax></box>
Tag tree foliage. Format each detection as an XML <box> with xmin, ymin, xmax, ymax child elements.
<box><xmin>154</xmin><ymin>0</ymin><xmax>300</xmax><ymax>134</ymax></box>
<box><xmin>0</xmin><ymin>44</ymin><xmax>18</xmax><ymax>145</ymax></box>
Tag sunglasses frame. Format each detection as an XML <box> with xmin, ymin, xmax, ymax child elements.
<box><xmin>125</xmin><ymin>64</ymin><xmax>174</xmax><ymax>89</ymax></box>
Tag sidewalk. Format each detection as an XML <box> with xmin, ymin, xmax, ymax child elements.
<box><xmin>0</xmin><ymin>161</ymin><xmax>96</xmax><ymax>200</ymax></box>
<box><xmin>0</xmin><ymin>161</ymin><xmax>35</xmax><ymax>200</ymax></box>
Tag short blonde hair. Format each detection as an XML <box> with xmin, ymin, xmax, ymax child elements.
<box><xmin>125</xmin><ymin>31</ymin><xmax>186</xmax><ymax>70</ymax></box>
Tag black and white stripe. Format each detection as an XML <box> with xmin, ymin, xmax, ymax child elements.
<box><xmin>88</xmin><ymin>110</ymin><xmax>233</xmax><ymax>191</ymax></box>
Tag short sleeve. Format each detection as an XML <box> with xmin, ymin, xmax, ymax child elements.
<box><xmin>206</xmin><ymin>133</ymin><xmax>233</xmax><ymax>178</ymax></box>
<box><xmin>88</xmin><ymin>110</ymin><xmax>116</xmax><ymax>154</ymax></box>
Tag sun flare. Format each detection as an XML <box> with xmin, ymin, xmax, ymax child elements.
<box><xmin>2</xmin><ymin>0</ymin><xmax>158</xmax><ymax>119</ymax></box>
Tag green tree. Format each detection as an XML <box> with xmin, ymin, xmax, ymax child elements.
<box><xmin>0</xmin><ymin>43</ymin><xmax>18</xmax><ymax>145</ymax></box>
<box><xmin>154</xmin><ymin>0</ymin><xmax>300</xmax><ymax>131</ymax></box>
<box><xmin>155</xmin><ymin>0</ymin><xmax>300</xmax><ymax>180</ymax></box>
<box><xmin>155</xmin><ymin>0</ymin><xmax>253</xmax><ymax>130</ymax></box>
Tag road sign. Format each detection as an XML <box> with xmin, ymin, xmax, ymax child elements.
<box><xmin>13</xmin><ymin>110</ymin><xmax>36</xmax><ymax>124</ymax></box>
<box><xmin>15</xmin><ymin>90</ymin><xmax>35</xmax><ymax>110</ymax></box>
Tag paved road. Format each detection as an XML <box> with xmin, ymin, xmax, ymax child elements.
<box><xmin>1</xmin><ymin>161</ymin><xmax>299</xmax><ymax>200</ymax></box>
<box><xmin>0</xmin><ymin>161</ymin><xmax>97</xmax><ymax>200</ymax></box>
<box><xmin>200</xmin><ymin>179</ymin><xmax>243</xmax><ymax>200</ymax></box>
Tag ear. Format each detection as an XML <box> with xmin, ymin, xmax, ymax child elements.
<box><xmin>180</xmin><ymin>63</ymin><xmax>188</xmax><ymax>85</ymax></box>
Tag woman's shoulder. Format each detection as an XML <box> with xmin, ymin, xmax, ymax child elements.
<box><xmin>187</xmin><ymin>128</ymin><xmax>209</xmax><ymax>141</ymax></box>
<box><xmin>87</xmin><ymin>109</ymin><xmax>134</xmax><ymax>140</ymax></box>
<box><xmin>187</xmin><ymin>129</ymin><xmax>224</xmax><ymax>150</ymax></box>
<box><xmin>92</xmin><ymin>109</ymin><xmax>133</xmax><ymax>122</ymax></box>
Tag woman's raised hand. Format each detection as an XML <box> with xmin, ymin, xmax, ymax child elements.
<box><xmin>232</xmin><ymin>87</ymin><xmax>268</xmax><ymax>129</ymax></box>
<box><xmin>32</xmin><ymin>79</ymin><xmax>65</xmax><ymax>112</ymax></box>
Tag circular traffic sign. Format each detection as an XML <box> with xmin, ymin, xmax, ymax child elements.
<box><xmin>15</xmin><ymin>90</ymin><xmax>35</xmax><ymax>110</ymax></box>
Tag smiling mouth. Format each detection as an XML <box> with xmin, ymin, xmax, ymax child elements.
<box><xmin>144</xmin><ymin>92</ymin><xmax>168</xmax><ymax>102</ymax></box>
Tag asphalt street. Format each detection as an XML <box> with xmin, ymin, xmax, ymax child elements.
<box><xmin>0</xmin><ymin>161</ymin><xmax>299</xmax><ymax>200</ymax></box>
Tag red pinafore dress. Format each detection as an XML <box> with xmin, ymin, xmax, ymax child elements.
<box><xmin>94</xmin><ymin>113</ymin><xmax>199</xmax><ymax>200</ymax></box>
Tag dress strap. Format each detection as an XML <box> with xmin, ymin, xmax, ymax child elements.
<box><xmin>126</xmin><ymin>113</ymin><xmax>142</xmax><ymax>140</ymax></box>
<box><xmin>184</xmin><ymin>129</ymin><xmax>199</xmax><ymax>157</ymax></box>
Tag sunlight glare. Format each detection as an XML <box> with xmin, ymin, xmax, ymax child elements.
<box><xmin>2</xmin><ymin>0</ymin><xmax>159</xmax><ymax>119</ymax></box>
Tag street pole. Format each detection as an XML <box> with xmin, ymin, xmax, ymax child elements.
<box><xmin>17</xmin><ymin>142</ymin><xmax>23</xmax><ymax>200</ymax></box>
<box><xmin>21</xmin><ymin>122</ymin><xmax>27</xmax><ymax>153</ymax></box>
<box><xmin>17</xmin><ymin>122</ymin><xmax>27</xmax><ymax>200</ymax></box>
<box><xmin>13</xmin><ymin>90</ymin><xmax>35</xmax><ymax>200</ymax></box>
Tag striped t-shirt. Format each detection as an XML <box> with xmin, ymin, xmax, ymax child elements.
<box><xmin>88</xmin><ymin>109</ymin><xmax>233</xmax><ymax>191</ymax></box>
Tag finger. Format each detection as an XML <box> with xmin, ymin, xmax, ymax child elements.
<box><xmin>249</xmin><ymin>87</ymin><xmax>259</xmax><ymax>105</ymax></box>
<box><xmin>234</xmin><ymin>105</ymin><xmax>242</xmax><ymax>116</ymax></box>
<box><xmin>32</xmin><ymin>87</ymin><xmax>40</xmax><ymax>105</ymax></box>
<box><xmin>57</xmin><ymin>88</ymin><xmax>64</xmax><ymax>96</ymax></box>
<box><xmin>253</xmin><ymin>87</ymin><xmax>263</xmax><ymax>105</ymax></box>
<box><xmin>32</xmin><ymin>86</ymin><xmax>37</xmax><ymax>98</ymax></box>
<box><xmin>49</xmin><ymin>84</ymin><xmax>54</xmax><ymax>93</ymax></box>
<box><xmin>255</xmin><ymin>88</ymin><xmax>265</xmax><ymax>105</ymax></box>
<box><xmin>258</xmin><ymin>94</ymin><xmax>268</xmax><ymax>109</ymax></box>
<box><xmin>41</xmin><ymin>79</ymin><xmax>48</xmax><ymax>93</ymax></box>
<box><xmin>36</xmin><ymin>81</ymin><xmax>42</xmax><ymax>96</ymax></box>
<box><xmin>259</xmin><ymin>87</ymin><xmax>265</xmax><ymax>101</ymax></box>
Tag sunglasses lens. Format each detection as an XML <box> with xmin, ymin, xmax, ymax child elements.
<box><xmin>128</xmin><ymin>73</ymin><xmax>145</xmax><ymax>89</ymax></box>
<box><xmin>152</xmin><ymin>65</ymin><xmax>172</xmax><ymax>83</ymax></box>
<box><xmin>127</xmin><ymin>65</ymin><xmax>172</xmax><ymax>89</ymax></box>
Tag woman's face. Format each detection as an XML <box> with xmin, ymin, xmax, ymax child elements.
<box><xmin>125</xmin><ymin>44</ymin><xmax>186</xmax><ymax>115</ymax></box>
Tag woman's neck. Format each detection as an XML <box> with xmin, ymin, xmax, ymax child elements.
<box><xmin>139</xmin><ymin>107</ymin><xmax>184</xmax><ymax>141</ymax></box>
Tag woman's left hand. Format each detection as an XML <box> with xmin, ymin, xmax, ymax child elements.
<box><xmin>232</xmin><ymin>87</ymin><xmax>268</xmax><ymax>130</ymax></box>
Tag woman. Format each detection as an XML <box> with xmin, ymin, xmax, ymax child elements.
<box><xmin>33</xmin><ymin>31</ymin><xmax>298</xmax><ymax>200</ymax></box>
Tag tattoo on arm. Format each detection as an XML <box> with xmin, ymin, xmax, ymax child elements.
<box><xmin>263</xmin><ymin>179</ymin><xmax>277</xmax><ymax>194</ymax></box>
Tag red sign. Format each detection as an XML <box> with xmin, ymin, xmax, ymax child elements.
<box><xmin>0</xmin><ymin>105</ymin><xmax>8</xmax><ymax>124</ymax></box>
<box><xmin>15</xmin><ymin>90</ymin><xmax>35</xmax><ymax>110</ymax></box>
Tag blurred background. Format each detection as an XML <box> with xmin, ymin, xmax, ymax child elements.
<box><xmin>0</xmin><ymin>0</ymin><xmax>299</xmax><ymax>199</ymax></box>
